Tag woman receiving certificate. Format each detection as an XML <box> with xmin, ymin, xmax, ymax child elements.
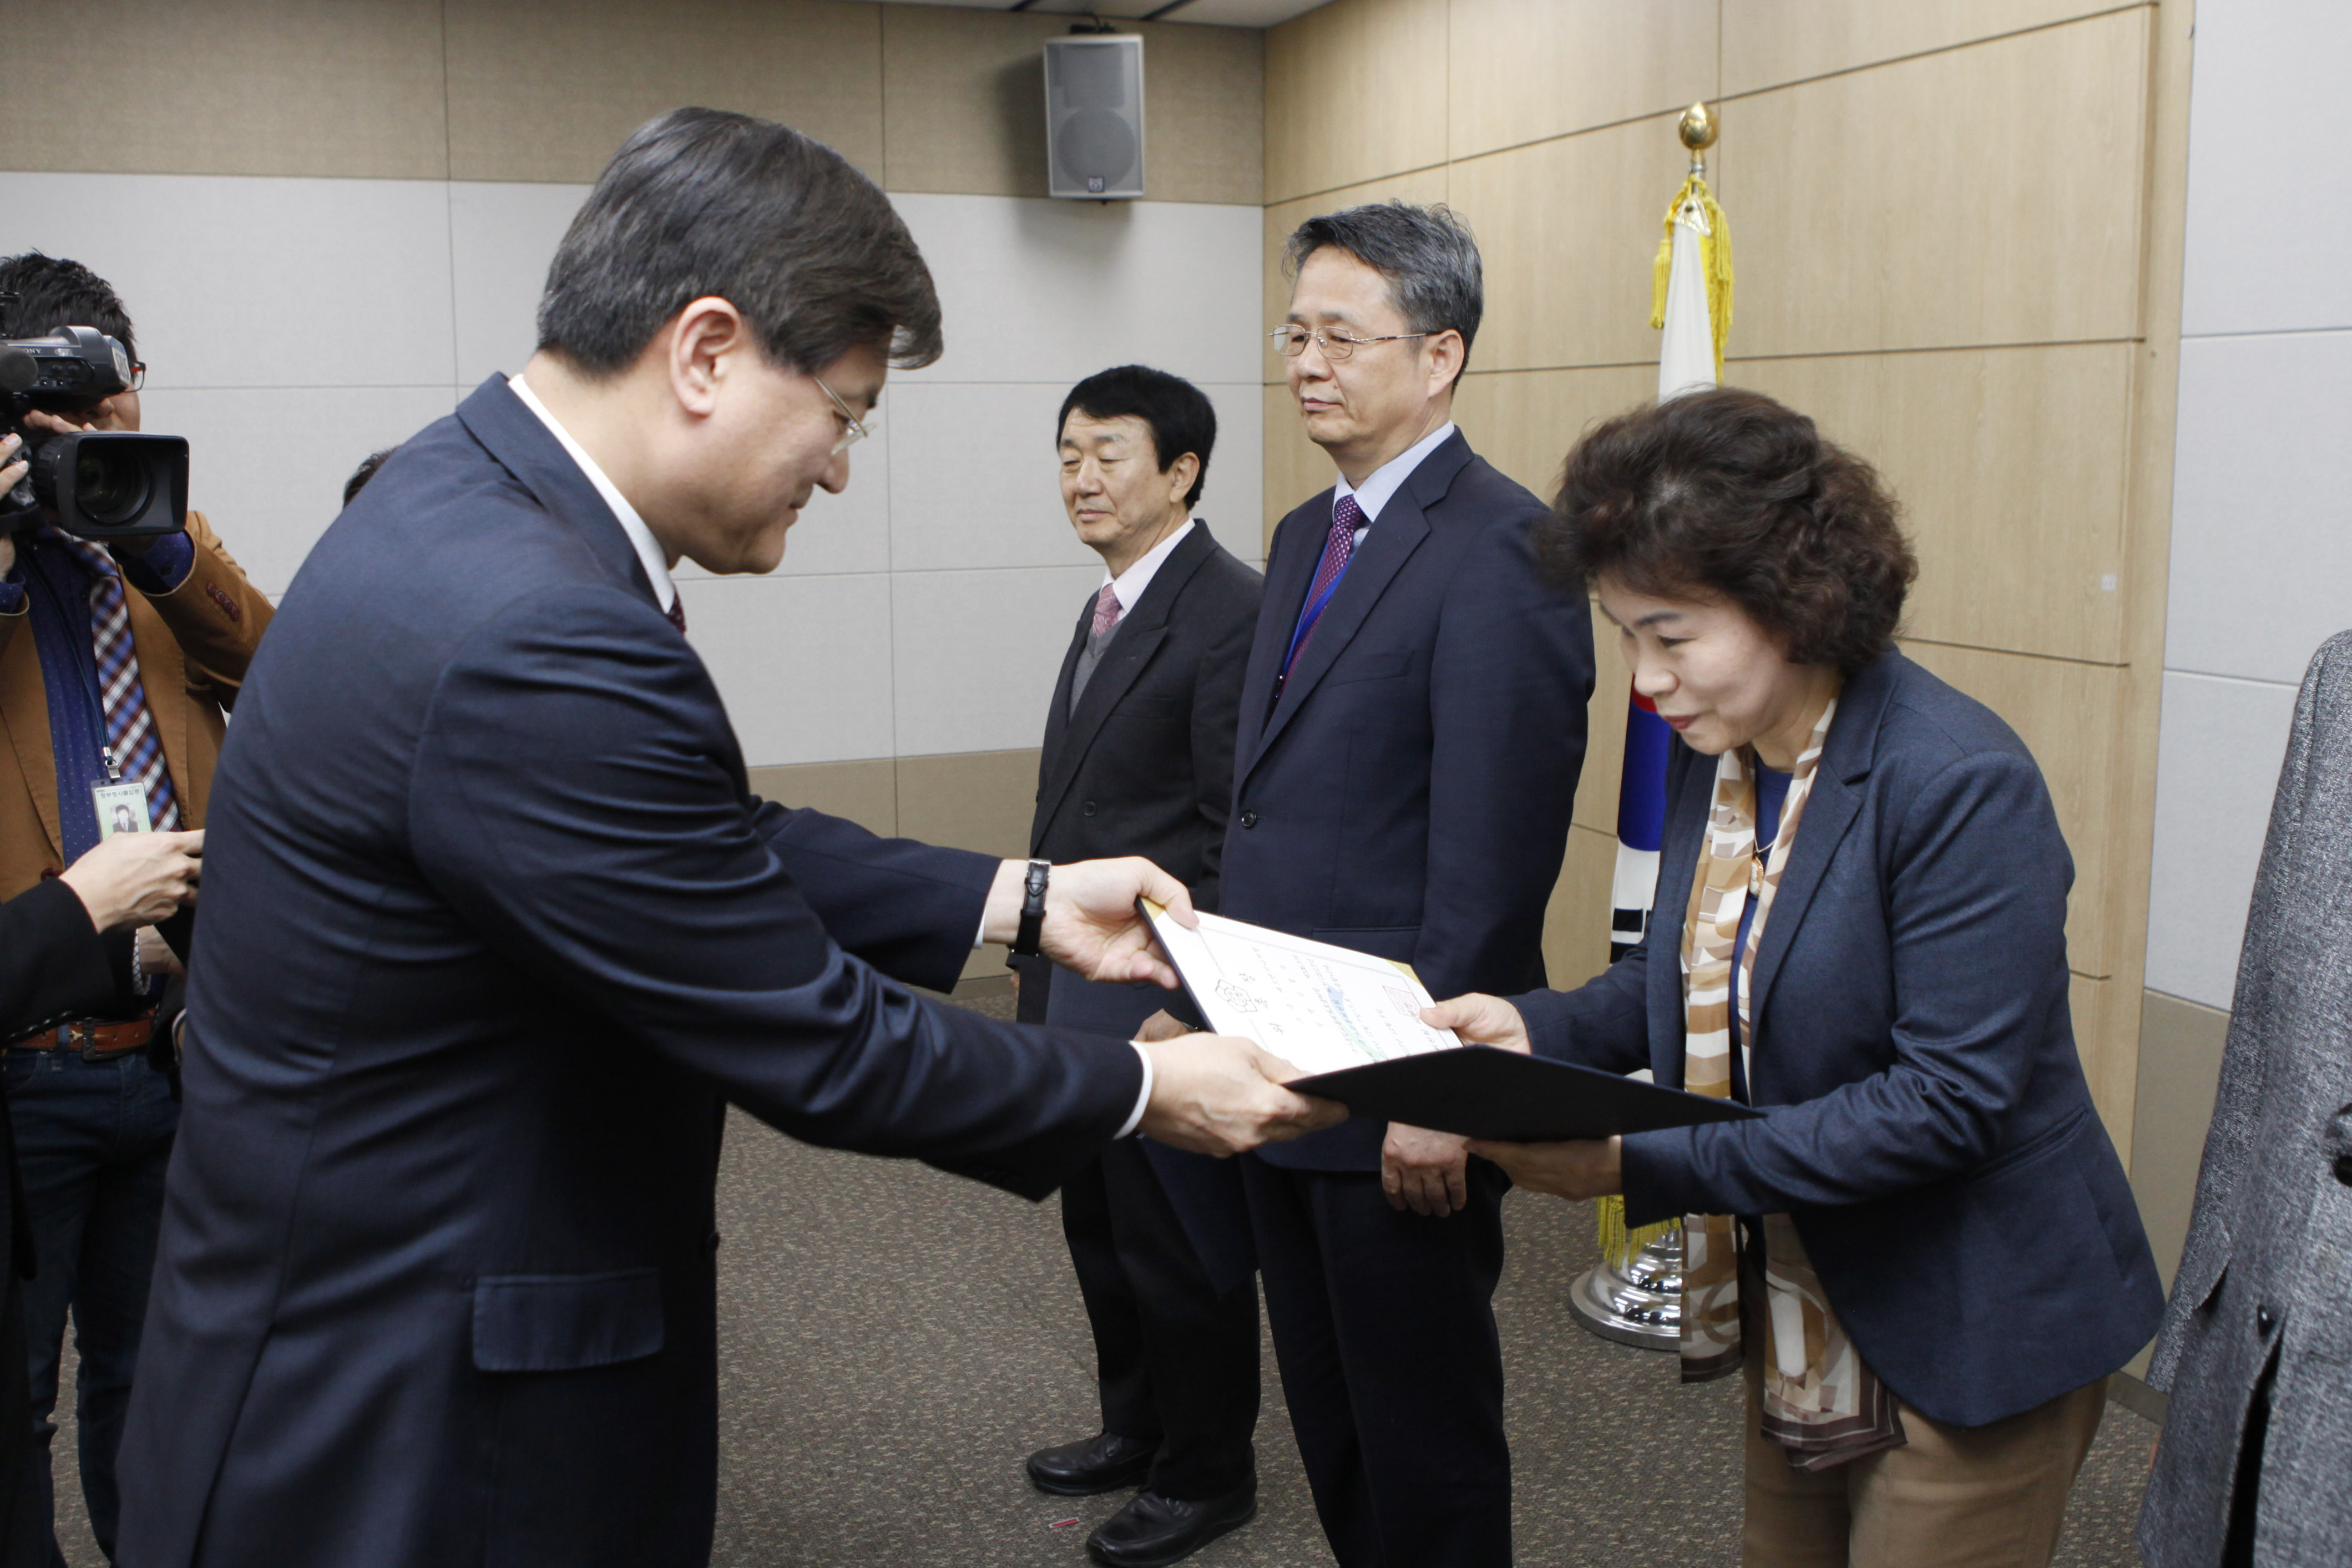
<box><xmin>1427</xmin><ymin>387</ymin><xmax>2163</xmax><ymax>1568</ymax></box>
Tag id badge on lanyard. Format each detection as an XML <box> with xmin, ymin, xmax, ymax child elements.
<box><xmin>94</xmin><ymin>768</ymin><xmax>151</xmax><ymax>840</ymax></box>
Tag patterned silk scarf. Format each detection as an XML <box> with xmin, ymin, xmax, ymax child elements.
<box><xmin>1675</xmin><ymin>696</ymin><xmax>1905</xmax><ymax>1471</ymax></box>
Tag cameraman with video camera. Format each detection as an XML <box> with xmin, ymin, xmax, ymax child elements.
<box><xmin>0</xmin><ymin>252</ymin><xmax>270</xmax><ymax>1565</ymax></box>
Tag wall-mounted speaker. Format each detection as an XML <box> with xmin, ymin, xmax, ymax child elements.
<box><xmin>1044</xmin><ymin>35</ymin><xmax>1145</xmax><ymax>200</ymax></box>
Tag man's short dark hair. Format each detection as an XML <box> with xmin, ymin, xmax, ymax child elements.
<box><xmin>538</xmin><ymin>107</ymin><xmax>943</xmax><ymax>377</ymax></box>
<box><xmin>0</xmin><ymin>252</ymin><xmax>136</xmax><ymax>362</ymax></box>
<box><xmin>1056</xmin><ymin>365</ymin><xmax>1217</xmax><ymax>508</ymax></box>
<box><xmin>1539</xmin><ymin>386</ymin><xmax>1917</xmax><ymax>676</ymax></box>
<box><xmin>344</xmin><ymin>447</ymin><xmax>398</xmax><ymax>507</ymax></box>
<box><xmin>1284</xmin><ymin>201</ymin><xmax>1481</xmax><ymax>382</ymax></box>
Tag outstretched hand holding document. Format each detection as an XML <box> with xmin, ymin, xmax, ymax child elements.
<box><xmin>1140</xmin><ymin>901</ymin><xmax>1761</xmax><ymax>1144</ymax></box>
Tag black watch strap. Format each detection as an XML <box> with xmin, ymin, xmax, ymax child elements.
<box><xmin>1010</xmin><ymin>859</ymin><xmax>1050</xmax><ymax>958</ymax></box>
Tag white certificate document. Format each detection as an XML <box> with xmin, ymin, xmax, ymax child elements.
<box><xmin>1142</xmin><ymin>902</ymin><xmax>1461</xmax><ymax>1077</ymax></box>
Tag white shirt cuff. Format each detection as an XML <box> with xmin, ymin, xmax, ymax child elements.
<box><xmin>1113</xmin><ymin>1040</ymin><xmax>1154</xmax><ymax>1139</ymax></box>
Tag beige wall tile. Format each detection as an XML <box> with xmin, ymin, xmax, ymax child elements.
<box><xmin>2130</xmin><ymin>989</ymin><xmax>2229</xmax><ymax>1284</ymax></box>
<box><xmin>1448</xmin><ymin>0</ymin><xmax>1717</xmax><ymax>164</ymax></box>
<box><xmin>883</xmin><ymin>10</ymin><xmax>1258</xmax><ymax>203</ymax></box>
<box><xmin>1453</xmin><ymin>115</ymin><xmax>1714</xmax><ymax>373</ymax></box>
<box><xmin>746</xmin><ymin>758</ymin><xmax>898</xmax><ymax>837</ymax></box>
<box><xmin>1264</xmin><ymin>167</ymin><xmax>1452</xmax><ymax>368</ymax></box>
<box><xmin>1137</xmin><ymin>24</ymin><xmax>1266</xmax><ymax>207</ymax></box>
<box><xmin>447</xmin><ymin>0</ymin><xmax>882</xmax><ymax>184</ymax></box>
<box><xmin>896</xmin><ymin>748</ymin><xmax>1041</xmax><ymax>860</ymax></box>
<box><xmin>1726</xmin><ymin>10</ymin><xmax>2148</xmax><ymax>357</ymax></box>
<box><xmin>1264</xmin><ymin>0</ymin><xmax>1449</xmax><ymax>204</ymax></box>
<box><xmin>1541</xmin><ymin>823</ymin><xmax>1620</xmax><ymax>993</ymax></box>
<box><xmin>1733</xmin><ymin>345</ymin><xmax>2134</xmax><ymax>666</ymax></box>
<box><xmin>1899</xmin><ymin>641</ymin><xmax>2123</xmax><ymax>978</ymax></box>
<box><xmin>0</xmin><ymin>0</ymin><xmax>447</xmax><ymax>179</ymax></box>
<box><xmin>1723</xmin><ymin>0</ymin><xmax>2130</xmax><ymax>96</ymax></box>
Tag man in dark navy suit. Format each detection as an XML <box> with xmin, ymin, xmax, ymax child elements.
<box><xmin>1223</xmin><ymin>204</ymin><xmax>1593</xmax><ymax>1567</ymax></box>
<box><xmin>110</xmin><ymin>110</ymin><xmax>1334</xmax><ymax>1568</ymax></box>
<box><xmin>1014</xmin><ymin>366</ymin><xmax>1265</xmax><ymax>1568</ymax></box>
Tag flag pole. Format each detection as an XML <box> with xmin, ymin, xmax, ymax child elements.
<box><xmin>1568</xmin><ymin>102</ymin><xmax>1725</xmax><ymax>1352</ymax></box>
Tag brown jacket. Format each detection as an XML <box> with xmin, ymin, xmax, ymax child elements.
<box><xmin>0</xmin><ymin>512</ymin><xmax>272</xmax><ymax>900</ymax></box>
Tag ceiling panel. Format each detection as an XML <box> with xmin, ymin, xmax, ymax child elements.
<box><xmin>864</xmin><ymin>0</ymin><xmax>1336</xmax><ymax>26</ymax></box>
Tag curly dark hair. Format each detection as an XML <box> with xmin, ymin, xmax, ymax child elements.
<box><xmin>1537</xmin><ymin>386</ymin><xmax>1916</xmax><ymax>675</ymax></box>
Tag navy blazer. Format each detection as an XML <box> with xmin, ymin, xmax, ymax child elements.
<box><xmin>115</xmin><ymin>378</ymin><xmax>1147</xmax><ymax>1568</ymax></box>
<box><xmin>1223</xmin><ymin>430</ymin><xmax>1593</xmax><ymax>1170</ymax></box>
<box><xmin>1515</xmin><ymin>651</ymin><xmax>2163</xmax><ymax>1427</ymax></box>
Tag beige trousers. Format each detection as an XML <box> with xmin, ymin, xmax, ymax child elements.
<box><xmin>1739</xmin><ymin>1348</ymin><xmax>2107</xmax><ymax>1568</ymax></box>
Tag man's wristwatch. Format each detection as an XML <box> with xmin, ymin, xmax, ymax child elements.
<box><xmin>1010</xmin><ymin>859</ymin><xmax>1050</xmax><ymax>958</ymax></box>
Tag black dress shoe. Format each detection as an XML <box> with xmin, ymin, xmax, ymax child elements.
<box><xmin>1085</xmin><ymin>1483</ymin><xmax>1257</xmax><ymax>1568</ymax></box>
<box><xmin>1026</xmin><ymin>1431</ymin><xmax>1157</xmax><ymax>1496</ymax></box>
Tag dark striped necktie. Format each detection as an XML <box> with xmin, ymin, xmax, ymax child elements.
<box><xmin>47</xmin><ymin>531</ymin><xmax>181</xmax><ymax>829</ymax></box>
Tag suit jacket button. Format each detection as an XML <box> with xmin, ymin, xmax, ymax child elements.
<box><xmin>2257</xmin><ymin>1306</ymin><xmax>2277</xmax><ymax>1333</ymax></box>
<box><xmin>1083</xmin><ymin>801</ymin><xmax>1097</xmax><ymax>816</ymax></box>
<box><xmin>2335</xmin><ymin>1152</ymin><xmax>2352</xmax><ymax>1187</ymax></box>
<box><xmin>1240</xmin><ymin>811</ymin><xmax>1258</xmax><ymax>829</ymax></box>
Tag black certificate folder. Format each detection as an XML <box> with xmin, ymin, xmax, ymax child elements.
<box><xmin>1290</xmin><ymin>1048</ymin><xmax>1762</xmax><ymax>1144</ymax></box>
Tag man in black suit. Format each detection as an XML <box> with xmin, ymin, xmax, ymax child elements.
<box><xmin>1225</xmin><ymin>203</ymin><xmax>1594</xmax><ymax>1566</ymax></box>
<box><xmin>1015</xmin><ymin>366</ymin><xmax>1264</xmax><ymax>1568</ymax></box>
<box><xmin>110</xmin><ymin>110</ymin><xmax>1335</xmax><ymax>1568</ymax></box>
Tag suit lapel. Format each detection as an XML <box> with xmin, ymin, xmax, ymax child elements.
<box><xmin>455</xmin><ymin>377</ymin><xmax>660</xmax><ymax>612</ymax></box>
<box><xmin>1746</xmin><ymin>655</ymin><xmax>1901</xmax><ymax>1025</ymax></box>
<box><xmin>1235</xmin><ymin>496</ymin><xmax>1327</xmax><ymax>781</ymax></box>
<box><xmin>1243</xmin><ymin>492</ymin><xmax>1429</xmax><ymax>782</ymax></box>
<box><xmin>0</xmin><ymin>624</ymin><xmax>60</xmax><ymax>859</ymax></box>
<box><xmin>1035</xmin><ymin>530</ymin><xmax>1215</xmax><ymax>834</ymax></box>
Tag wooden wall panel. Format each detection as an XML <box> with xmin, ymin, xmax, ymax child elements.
<box><xmin>1731</xmin><ymin>345</ymin><xmax>2134</xmax><ymax>665</ymax></box>
<box><xmin>2071</xmin><ymin>973</ymin><xmax>2132</xmax><ymax>1156</ymax></box>
<box><xmin>896</xmin><ymin>748</ymin><xmax>1043</xmax><ymax>860</ymax></box>
<box><xmin>1264</xmin><ymin>0</ymin><xmax>1449</xmax><ymax>204</ymax></box>
<box><xmin>1453</xmin><ymin>115</ymin><xmax>1716</xmax><ymax>373</ymax></box>
<box><xmin>1899</xmin><ymin>641</ymin><xmax>2122</xmax><ymax>977</ymax></box>
<box><xmin>1448</xmin><ymin>362</ymin><xmax>1652</xmax><ymax>495</ymax></box>
<box><xmin>0</xmin><ymin>0</ymin><xmax>448</xmax><ymax>179</ymax></box>
<box><xmin>1721</xmin><ymin>0</ymin><xmax>2132</xmax><ymax>97</ymax></box>
<box><xmin>1541</xmin><ymin>823</ymin><xmax>1620</xmax><ymax>994</ymax></box>
<box><xmin>1446</xmin><ymin>0</ymin><xmax>1716</xmax><ymax>164</ymax></box>
<box><xmin>1262</xmin><ymin>385</ymin><xmax>1330</xmax><ymax>551</ymax></box>
<box><xmin>1727</xmin><ymin>9</ymin><xmax>2149</xmax><ymax>357</ymax></box>
<box><xmin>448</xmin><ymin>0</ymin><xmax>883</xmax><ymax>183</ymax></box>
<box><xmin>1264</xmin><ymin>169</ymin><xmax>1452</xmax><ymax>360</ymax></box>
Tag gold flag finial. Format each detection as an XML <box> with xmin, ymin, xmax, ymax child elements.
<box><xmin>1678</xmin><ymin>102</ymin><xmax>1718</xmax><ymax>175</ymax></box>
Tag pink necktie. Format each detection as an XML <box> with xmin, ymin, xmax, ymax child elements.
<box><xmin>1281</xmin><ymin>493</ymin><xmax>1363</xmax><ymax>681</ymax></box>
<box><xmin>665</xmin><ymin>595</ymin><xmax>687</xmax><ymax>635</ymax></box>
<box><xmin>1090</xmin><ymin>583</ymin><xmax>1120</xmax><ymax>638</ymax></box>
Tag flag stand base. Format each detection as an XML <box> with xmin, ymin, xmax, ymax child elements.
<box><xmin>1568</xmin><ymin>1228</ymin><xmax>1683</xmax><ymax>1350</ymax></box>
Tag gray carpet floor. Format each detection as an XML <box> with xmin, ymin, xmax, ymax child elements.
<box><xmin>44</xmin><ymin>992</ymin><xmax>2156</xmax><ymax>1565</ymax></box>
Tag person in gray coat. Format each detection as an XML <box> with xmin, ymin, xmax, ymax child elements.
<box><xmin>2139</xmin><ymin>629</ymin><xmax>2352</xmax><ymax>1568</ymax></box>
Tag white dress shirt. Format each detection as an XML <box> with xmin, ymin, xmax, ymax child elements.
<box><xmin>509</xmin><ymin>373</ymin><xmax>678</xmax><ymax>618</ymax></box>
<box><xmin>1096</xmin><ymin>517</ymin><xmax>1197</xmax><ymax>629</ymax></box>
<box><xmin>1333</xmin><ymin>420</ymin><xmax>1457</xmax><ymax>539</ymax></box>
<box><xmin>509</xmin><ymin>375</ymin><xmax>1156</xmax><ymax>1133</ymax></box>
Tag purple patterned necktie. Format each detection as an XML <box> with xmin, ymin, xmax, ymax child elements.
<box><xmin>665</xmin><ymin>594</ymin><xmax>687</xmax><ymax>635</ymax></box>
<box><xmin>1280</xmin><ymin>492</ymin><xmax>1364</xmax><ymax>684</ymax></box>
<box><xmin>1089</xmin><ymin>583</ymin><xmax>1121</xmax><ymax>638</ymax></box>
<box><xmin>48</xmin><ymin>531</ymin><xmax>181</xmax><ymax>829</ymax></box>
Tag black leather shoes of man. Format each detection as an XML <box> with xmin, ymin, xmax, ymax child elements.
<box><xmin>1085</xmin><ymin>1483</ymin><xmax>1258</xmax><ymax>1568</ymax></box>
<box><xmin>1025</xmin><ymin>1432</ymin><xmax>1156</xmax><ymax>1496</ymax></box>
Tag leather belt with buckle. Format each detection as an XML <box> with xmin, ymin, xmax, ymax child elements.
<box><xmin>10</xmin><ymin>1009</ymin><xmax>156</xmax><ymax>1061</ymax></box>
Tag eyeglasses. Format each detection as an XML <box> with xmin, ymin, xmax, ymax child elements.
<box><xmin>813</xmin><ymin>373</ymin><xmax>875</xmax><ymax>454</ymax></box>
<box><xmin>1269</xmin><ymin>326</ymin><xmax>1429</xmax><ymax>361</ymax></box>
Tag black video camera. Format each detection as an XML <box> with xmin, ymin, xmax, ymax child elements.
<box><xmin>1</xmin><ymin>322</ymin><xmax>187</xmax><ymax>540</ymax></box>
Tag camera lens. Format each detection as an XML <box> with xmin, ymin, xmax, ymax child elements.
<box><xmin>74</xmin><ymin>441</ymin><xmax>153</xmax><ymax>529</ymax></box>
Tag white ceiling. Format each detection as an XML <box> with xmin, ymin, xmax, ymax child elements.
<box><xmin>866</xmin><ymin>0</ymin><xmax>1336</xmax><ymax>27</ymax></box>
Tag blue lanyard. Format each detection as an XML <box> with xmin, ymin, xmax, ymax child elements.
<box><xmin>29</xmin><ymin>540</ymin><xmax>121</xmax><ymax>780</ymax></box>
<box><xmin>1280</xmin><ymin>532</ymin><xmax>1356</xmax><ymax>677</ymax></box>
